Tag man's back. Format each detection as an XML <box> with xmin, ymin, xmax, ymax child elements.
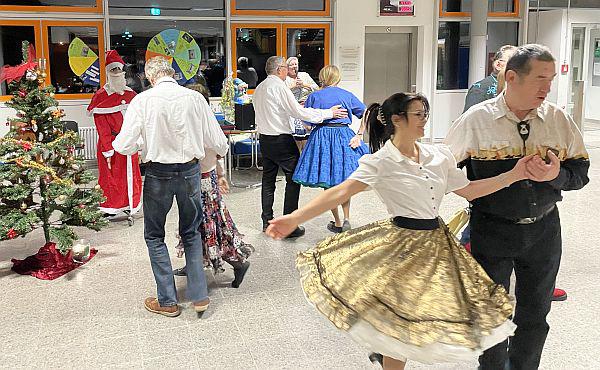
<box><xmin>463</xmin><ymin>74</ymin><xmax>498</xmax><ymax>112</ymax></box>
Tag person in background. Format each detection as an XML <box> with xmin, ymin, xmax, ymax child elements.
<box><xmin>254</xmin><ymin>56</ymin><xmax>348</xmax><ymax>238</ymax></box>
<box><xmin>286</xmin><ymin>56</ymin><xmax>320</xmax><ymax>151</ymax></box>
<box><xmin>87</xmin><ymin>50</ymin><xmax>142</xmax><ymax>219</ymax></box>
<box><xmin>113</xmin><ymin>56</ymin><xmax>229</xmax><ymax>317</ymax></box>
<box><xmin>236</xmin><ymin>56</ymin><xmax>258</xmax><ymax>89</ymax></box>
<box><xmin>172</xmin><ymin>83</ymin><xmax>254</xmax><ymax>289</ymax></box>
<box><xmin>293</xmin><ymin>65</ymin><xmax>368</xmax><ymax>233</ymax></box>
<box><xmin>446</xmin><ymin>44</ymin><xmax>589</xmax><ymax>369</ymax></box>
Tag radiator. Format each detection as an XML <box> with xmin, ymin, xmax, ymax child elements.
<box><xmin>77</xmin><ymin>127</ymin><xmax>98</xmax><ymax>160</ymax></box>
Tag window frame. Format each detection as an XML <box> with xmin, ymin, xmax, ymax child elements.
<box><xmin>41</xmin><ymin>20</ymin><xmax>105</xmax><ymax>100</ymax></box>
<box><xmin>0</xmin><ymin>19</ymin><xmax>44</xmax><ymax>102</ymax></box>
<box><xmin>439</xmin><ymin>0</ymin><xmax>520</xmax><ymax>18</ymax></box>
<box><xmin>230</xmin><ymin>0</ymin><xmax>331</xmax><ymax>17</ymax></box>
<box><xmin>282</xmin><ymin>23</ymin><xmax>331</xmax><ymax>69</ymax></box>
<box><xmin>0</xmin><ymin>0</ymin><xmax>102</xmax><ymax>13</ymax></box>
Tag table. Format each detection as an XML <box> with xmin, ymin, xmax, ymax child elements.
<box><xmin>222</xmin><ymin>129</ymin><xmax>262</xmax><ymax>188</ymax></box>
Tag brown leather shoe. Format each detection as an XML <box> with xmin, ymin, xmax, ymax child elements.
<box><xmin>193</xmin><ymin>298</ymin><xmax>210</xmax><ymax>313</ymax></box>
<box><xmin>144</xmin><ymin>297</ymin><xmax>180</xmax><ymax>317</ymax></box>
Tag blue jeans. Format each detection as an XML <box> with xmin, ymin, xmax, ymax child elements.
<box><xmin>143</xmin><ymin>161</ymin><xmax>208</xmax><ymax>306</ymax></box>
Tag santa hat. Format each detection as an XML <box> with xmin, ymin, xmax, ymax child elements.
<box><xmin>105</xmin><ymin>50</ymin><xmax>125</xmax><ymax>72</ymax></box>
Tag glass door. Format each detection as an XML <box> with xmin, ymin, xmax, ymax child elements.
<box><xmin>231</xmin><ymin>24</ymin><xmax>281</xmax><ymax>88</ymax></box>
<box><xmin>569</xmin><ymin>26</ymin><xmax>586</xmax><ymax>114</ymax></box>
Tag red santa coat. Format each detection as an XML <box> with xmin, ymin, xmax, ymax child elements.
<box><xmin>87</xmin><ymin>86</ymin><xmax>142</xmax><ymax>215</ymax></box>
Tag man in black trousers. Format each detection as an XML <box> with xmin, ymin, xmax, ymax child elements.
<box><xmin>446</xmin><ymin>44</ymin><xmax>590</xmax><ymax>369</ymax></box>
<box><xmin>253</xmin><ymin>56</ymin><xmax>347</xmax><ymax>238</ymax></box>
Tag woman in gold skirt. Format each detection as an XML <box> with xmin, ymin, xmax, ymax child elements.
<box><xmin>266</xmin><ymin>93</ymin><xmax>537</xmax><ymax>369</ymax></box>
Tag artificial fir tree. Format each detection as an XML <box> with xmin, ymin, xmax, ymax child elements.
<box><xmin>0</xmin><ymin>41</ymin><xmax>107</xmax><ymax>253</ymax></box>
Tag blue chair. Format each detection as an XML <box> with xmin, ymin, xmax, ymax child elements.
<box><xmin>230</xmin><ymin>136</ymin><xmax>260</xmax><ymax>169</ymax></box>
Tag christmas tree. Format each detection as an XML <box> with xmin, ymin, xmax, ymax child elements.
<box><xmin>0</xmin><ymin>41</ymin><xmax>107</xmax><ymax>253</ymax></box>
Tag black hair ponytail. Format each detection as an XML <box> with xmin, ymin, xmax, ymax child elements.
<box><xmin>365</xmin><ymin>103</ymin><xmax>393</xmax><ymax>153</ymax></box>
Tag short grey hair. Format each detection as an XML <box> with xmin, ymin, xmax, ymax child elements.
<box><xmin>145</xmin><ymin>56</ymin><xmax>175</xmax><ymax>83</ymax></box>
<box><xmin>506</xmin><ymin>44</ymin><xmax>555</xmax><ymax>76</ymax></box>
<box><xmin>286</xmin><ymin>56</ymin><xmax>298</xmax><ymax>65</ymax></box>
<box><xmin>265</xmin><ymin>56</ymin><xmax>285</xmax><ymax>75</ymax></box>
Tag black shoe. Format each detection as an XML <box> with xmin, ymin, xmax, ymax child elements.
<box><xmin>285</xmin><ymin>226</ymin><xmax>306</xmax><ymax>239</ymax></box>
<box><xmin>231</xmin><ymin>261</ymin><xmax>250</xmax><ymax>288</ymax></box>
<box><xmin>173</xmin><ymin>266</ymin><xmax>187</xmax><ymax>276</ymax></box>
<box><xmin>262</xmin><ymin>219</ymin><xmax>272</xmax><ymax>232</ymax></box>
<box><xmin>327</xmin><ymin>221</ymin><xmax>343</xmax><ymax>233</ymax></box>
<box><xmin>368</xmin><ymin>353</ymin><xmax>383</xmax><ymax>367</ymax></box>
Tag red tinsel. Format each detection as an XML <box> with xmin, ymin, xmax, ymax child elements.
<box><xmin>11</xmin><ymin>242</ymin><xmax>98</xmax><ymax>280</ymax></box>
<box><xmin>0</xmin><ymin>44</ymin><xmax>37</xmax><ymax>84</ymax></box>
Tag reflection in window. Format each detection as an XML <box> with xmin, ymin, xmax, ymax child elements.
<box><xmin>437</xmin><ymin>22</ymin><xmax>470</xmax><ymax>90</ymax></box>
<box><xmin>286</xmin><ymin>28</ymin><xmax>325</xmax><ymax>84</ymax></box>
<box><xmin>441</xmin><ymin>0</ymin><xmax>516</xmax><ymax>13</ymax></box>
<box><xmin>108</xmin><ymin>0</ymin><xmax>224</xmax><ymax>17</ymax></box>
<box><xmin>437</xmin><ymin>21</ymin><xmax>518</xmax><ymax>90</ymax></box>
<box><xmin>109</xmin><ymin>19</ymin><xmax>225</xmax><ymax>96</ymax></box>
<box><xmin>235</xmin><ymin>28</ymin><xmax>277</xmax><ymax>86</ymax></box>
<box><xmin>0</xmin><ymin>25</ymin><xmax>36</xmax><ymax>96</ymax></box>
<box><xmin>48</xmin><ymin>26</ymin><xmax>100</xmax><ymax>94</ymax></box>
<box><xmin>0</xmin><ymin>0</ymin><xmax>97</xmax><ymax>6</ymax></box>
<box><xmin>235</xmin><ymin>0</ymin><xmax>325</xmax><ymax>11</ymax></box>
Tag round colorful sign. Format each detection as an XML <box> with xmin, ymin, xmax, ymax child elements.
<box><xmin>145</xmin><ymin>29</ymin><xmax>201</xmax><ymax>84</ymax></box>
<box><xmin>68</xmin><ymin>37</ymin><xmax>100</xmax><ymax>87</ymax></box>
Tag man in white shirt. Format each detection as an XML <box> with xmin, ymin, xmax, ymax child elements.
<box><xmin>253</xmin><ymin>56</ymin><xmax>347</xmax><ymax>238</ymax></box>
<box><xmin>113</xmin><ymin>56</ymin><xmax>228</xmax><ymax>317</ymax></box>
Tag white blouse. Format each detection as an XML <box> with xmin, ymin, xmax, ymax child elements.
<box><xmin>349</xmin><ymin>141</ymin><xmax>470</xmax><ymax>219</ymax></box>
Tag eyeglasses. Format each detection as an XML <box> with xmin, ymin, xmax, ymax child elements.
<box><xmin>405</xmin><ymin>111</ymin><xmax>429</xmax><ymax>120</ymax></box>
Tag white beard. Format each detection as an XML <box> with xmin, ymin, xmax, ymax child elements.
<box><xmin>107</xmin><ymin>72</ymin><xmax>127</xmax><ymax>94</ymax></box>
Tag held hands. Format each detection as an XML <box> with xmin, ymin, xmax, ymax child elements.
<box><xmin>266</xmin><ymin>214</ymin><xmax>300</xmax><ymax>240</ymax></box>
<box><xmin>526</xmin><ymin>150</ymin><xmax>561</xmax><ymax>182</ymax></box>
<box><xmin>330</xmin><ymin>105</ymin><xmax>348</xmax><ymax>119</ymax></box>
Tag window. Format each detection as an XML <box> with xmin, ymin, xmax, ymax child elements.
<box><xmin>231</xmin><ymin>0</ymin><xmax>330</xmax><ymax>16</ymax></box>
<box><xmin>43</xmin><ymin>22</ymin><xmax>104</xmax><ymax>97</ymax></box>
<box><xmin>109</xmin><ymin>19</ymin><xmax>226</xmax><ymax>96</ymax></box>
<box><xmin>440</xmin><ymin>0</ymin><xmax>519</xmax><ymax>16</ymax></box>
<box><xmin>436</xmin><ymin>21</ymin><xmax>518</xmax><ymax>90</ymax></box>
<box><xmin>529</xmin><ymin>0</ymin><xmax>600</xmax><ymax>8</ymax></box>
<box><xmin>0</xmin><ymin>22</ymin><xmax>41</xmax><ymax>99</ymax></box>
<box><xmin>0</xmin><ymin>0</ymin><xmax>101</xmax><ymax>12</ymax></box>
<box><xmin>108</xmin><ymin>0</ymin><xmax>224</xmax><ymax>17</ymax></box>
<box><xmin>232</xmin><ymin>23</ymin><xmax>330</xmax><ymax>89</ymax></box>
<box><xmin>233</xmin><ymin>25</ymin><xmax>281</xmax><ymax>87</ymax></box>
<box><xmin>283</xmin><ymin>25</ymin><xmax>330</xmax><ymax>84</ymax></box>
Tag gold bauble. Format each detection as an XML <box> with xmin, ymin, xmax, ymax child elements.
<box><xmin>94</xmin><ymin>184</ymin><xmax>101</xmax><ymax>190</ymax></box>
<box><xmin>20</xmin><ymin>202</ymin><xmax>27</xmax><ymax>210</ymax></box>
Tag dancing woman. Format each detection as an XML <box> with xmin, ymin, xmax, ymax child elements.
<box><xmin>267</xmin><ymin>92</ymin><xmax>535</xmax><ymax>369</ymax></box>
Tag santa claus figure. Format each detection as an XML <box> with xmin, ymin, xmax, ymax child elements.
<box><xmin>87</xmin><ymin>50</ymin><xmax>142</xmax><ymax>217</ymax></box>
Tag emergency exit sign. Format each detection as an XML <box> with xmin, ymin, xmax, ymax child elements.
<box><xmin>380</xmin><ymin>0</ymin><xmax>414</xmax><ymax>16</ymax></box>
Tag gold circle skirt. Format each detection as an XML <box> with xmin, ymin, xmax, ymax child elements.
<box><xmin>296</xmin><ymin>218</ymin><xmax>516</xmax><ymax>364</ymax></box>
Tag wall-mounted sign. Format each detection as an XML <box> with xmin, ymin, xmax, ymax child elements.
<box><xmin>339</xmin><ymin>46</ymin><xmax>361</xmax><ymax>81</ymax></box>
<box><xmin>380</xmin><ymin>0</ymin><xmax>414</xmax><ymax>16</ymax></box>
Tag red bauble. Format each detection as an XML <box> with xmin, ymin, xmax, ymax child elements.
<box><xmin>21</xmin><ymin>141</ymin><xmax>32</xmax><ymax>151</ymax></box>
<box><xmin>7</xmin><ymin>228</ymin><xmax>18</xmax><ymax>239</ymax></box>
<box><xmin>78</xmin><ymin>204</ymin><xmax>86</xmax><ymax>209</ymax></box>
<box><xmin>18</xmin><ymin>90</ymin><xmax>27</xmax><ymax>98</ymax></box>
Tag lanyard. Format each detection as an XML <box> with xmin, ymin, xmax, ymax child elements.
<box><xmin>517</xmin><ymin>120</ymin><xmax>530</xmax><ymax>156</ymax></box>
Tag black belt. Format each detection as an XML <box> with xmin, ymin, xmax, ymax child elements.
<box><xmin>392</xmin><ymin>216</ymin><xmax>440</xmax><ymax>230</ymax></box>
<box><xmin>147</xmin><ymin>158</ymin><xmax>198</xmax><ymax>166</ymax></box>
<box><xmin>318</xmin><ymin>123</ymin><xmax>347</xmax><ymax>127</ymax></box>
<box><xmin>482</xmin><ymin>205</ymin><xmax>556</xmax><ymax>225</ymax></box>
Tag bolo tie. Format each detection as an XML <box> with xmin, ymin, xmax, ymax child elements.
<box><xmin>517</xmin><ymin>120</ymin><xmax>530</xmax><ymax>156</ymax></box>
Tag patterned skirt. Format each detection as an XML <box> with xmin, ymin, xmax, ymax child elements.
<box><xmin>292</xmin><ymin>125</ymin><xmax>369</xmax><ymax>189</ymax></box>
<box><xmin>296</xmin><ymin>218</ymin><xmax>515</xmax><ymax>364</ymax></box>
<box><xmin>176</xmin><ymin>170</ymin><xmax>252</xmax><ymax>273</ymax></box>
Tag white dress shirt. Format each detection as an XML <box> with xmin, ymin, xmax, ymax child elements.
<box><xmin>113</xmin><ymin>76</ymin><xmax>228</xmax><ymax>164</ymax></box>
<box><xmin>349</xmin><ymin>141</ymin><xmax>470</xmax><ymax>219</ymax></box>
<box><xmin>253</xmin><ymin>75</ymin><xmax>333</xmax><ymax>135</ymax></box>
<box><xmin>285</xmin><ymin>71</ymin><xmax>319</xmax><ymax>102</ymax></box>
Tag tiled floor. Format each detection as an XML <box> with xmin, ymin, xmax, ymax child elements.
<box><xmin>1</xmin><ymin>131</ymin><xmax>599</xmax><ymax>369</ymax></box>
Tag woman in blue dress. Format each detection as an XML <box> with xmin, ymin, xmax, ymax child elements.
<box><xmin>293</xmin><ymin>65</ymin><xmax>369</xmax><ymax>233</ymax></box>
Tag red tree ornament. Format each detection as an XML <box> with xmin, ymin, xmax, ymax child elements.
<box><xmin>7</xmin><ymin>228</ymin><xmax>18</xmax><ymax>239</ymax></box>
<box><xmin>20</xmin><ymin>141</ymin><xmax>32</xmax><ymax>151</ymax></box>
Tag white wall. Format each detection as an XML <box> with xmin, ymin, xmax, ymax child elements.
<box><xmin>0</xmin><ymin>100</ymin><xmax>93</xmax><ymax>137</ymax></box>
<box><xmin>333</xmin><ymin>0</ymin><xmax>437</xmax><ymax>137</ymax></box>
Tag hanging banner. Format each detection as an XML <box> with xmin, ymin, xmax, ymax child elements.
<box><xmin>380</xmin><ymin>0</ymin><xmax>414</xmax><ymax>16</ymax></box>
